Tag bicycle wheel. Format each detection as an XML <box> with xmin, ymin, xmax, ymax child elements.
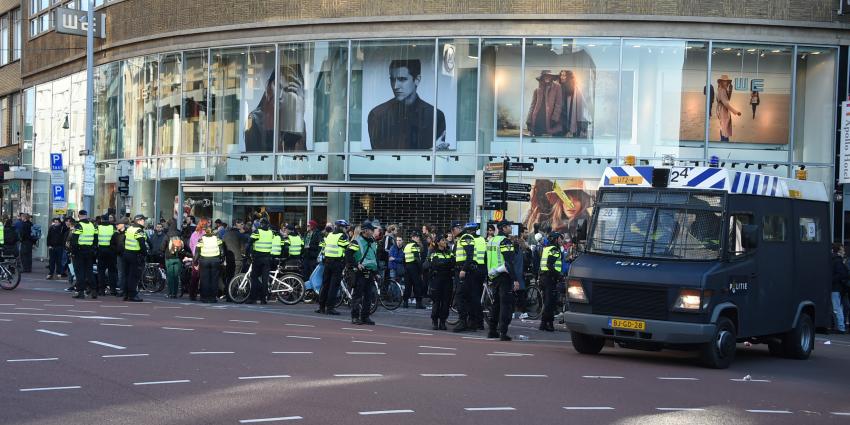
<box><xmin>140</xmin><ymin>266</ymin><xmax>156</xmax><ymax>292</ymax></box>
<box><xmin>482</xmin><ymin>287</ymin><xmax>494</xmax><ymax>323</ymax></box>
<box><xmin>379</xmin><ymin>280</ymin><xmax>403</xmax><ymax>311</ymax></box>
<box><xmin>0</xmin><ymin>261</ymin><xmax>21</xmax><ymax>290</ymax></box>
<box><xmin>525</xmin><ymin>285</ymin><xmax>543</xmax><ymax>320</ymax></box>
<box><xmin>446</xmin><ymin>289</ymin><xmax>460</xmax><ymax>326</ymax></box>
<box><xmin>334</xmin><ymin>282</ymin><xmax>348</xmax><ymax>308</ymax></box>
<box><xmin>228</xmin><ymin>273</ymin><xmax>251</xmax><ymax>304</ymax></box>
<box><xmin>302</xmin><ymin>289</ymin><xmax>317</xmax><ymax>304</ymax></box>
<box><xmin>369</xmin><ymin>283</ymin><xmax>379</xmax><ymax>315</ymax></box>
<box><xmin>276</xmin><ymin>273</ymin><xmax>305</xmax><ymax>305</ymax></box>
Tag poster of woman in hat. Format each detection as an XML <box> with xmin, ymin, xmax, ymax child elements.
<box><xmin>716</xmin><ymin>74</ymin><xmax>742</xmax><ymax>142</ymax></box>
<box><xmin>525</xmin><ymin>70</ymin><xmax>563</xmax><ymax>137</ymax></box>
<box><xmin>522</xmin><ymin>179</ymin><xmax>593</xmax><ymax>240</ymax></box>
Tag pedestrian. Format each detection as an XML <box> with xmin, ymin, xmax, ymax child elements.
<box><xmin>831</xmin><ymin>243</ymin><xmax>848</xmax><ymax>334</ymax></box>
<box><xmin>487</xmin><ymin>221</ymin><xmax>520</xmax><ymax>341</ymax></box>
<box><xmin>221</xmin><ymin>219</ymin><xmax>247</xmax><ymax>298</ymax></box>
<box><xmin>2</xmin><ymin>218</ymin><xmax>18</xmax><ymax>257</ymax></box>
<box><xmin>389</xmin><ymin>235</ymin><xmax>404</xmax><ymax>281</ymax></box>
<box><xmin>282</xmin><ymin>224</ymin><xmax>304</xmax><ymax>266</ymax></box>
<box><xmin>538</xmin><ymin>232</ymin><xmax>563</xmax><ymax>332</ymax></box>
<box><xmin>113</xmin><ymin>218</ymin><xmax>128</xmax><ymax>297</ymax></box>
<box><xmin>18</xmin><ymin>213</ymin><xmax>34</xmax><ymax>272</ymax></box>
<box><xmin>194</xmin><ymin>227</ymin><xmax>224</xmax><ymax>303</ymax></box>
<box><xmin>69</xmin><ymin>211</ymin><xmax>98</xmax><ymax>299</ymax></box>
<box><xmin>246</xmin><ymin>218</ymin><xmax>274</xmax><ymax>304</ymax></box>
<box><xmin>46</xmin><ymin>217</ymin><xmax>66</xmax><ymax>280</ymax></box>
<box><xmin>317</xmin><ymin>219</ymin><xmax>351</xmax><ymax>315</ymax></box>
<box><xmin>165</xmin><ymin>237</ymin><xmax>189</xmax><ymax>298</ymax></box>
<box><xmin>186</xmin><ymin>220</ymin><xmax>208</xmax><ymax>301</ymax></box>
<box><xmin>148</xmin><ymin>222</ymin><xmax>168</xmax><ymax>264</ymax></box>
<box><xmin>428</xmin><ymin>235</ymin><xmax>455</xmax><ymax>330</ymax></box>
<box><xmin>63</xmin><ymin>218</ymin><xmax>76</xmax><ymax>291</ymax></box>
<box><xmin>96</xmin><ymin>215</ymin><xmax>119</xmax><ymax>296</ymax></box>
<box><xmin>122</xmin><ymin>215</ymin><xmax>148</xmax><ymax>302</ymax></box>
<box><xmin>350</xmin><ymin>221</ymin><xmax>378</xmax><ymax>325</ymax></box>
<box><xmin>403</xmin><ymin>232</ymin><xmax>425</xmax><ymax>309</ymax></box>
<box><xmin>303</xmin><ymin>219</ymin><xmax>322</xmax><ymax>281</ymax></box>
<box><xmin>454</xmin><ymin>222</ymin><xmax>486</xmax><ymax>332</ymax></box>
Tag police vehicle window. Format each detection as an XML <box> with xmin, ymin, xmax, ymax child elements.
<box><xmin>727</xmin><ymin>214</ymin><xmax>753</xmax><ymax>257</ymax></box>
<box><xmin>762</xmin><ymin>216</ymin><xmax>786</xmax><ymax>242</ymax></box>
<box><xmin>798</xmin><ymin>217</ymin><xmax>820</xmax><ymax>243</ymax></box>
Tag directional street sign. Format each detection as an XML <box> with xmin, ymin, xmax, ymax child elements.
<box><xmin>484</xmin><ymin>182</ymin><xmax>532</xmax><ymax>192</ymax></box>
<box><xmin>504</xmin><ymin>192</ymin><xmax>531</xmax><ymax>202</ymax></box>
<box><xmin>507</xmin><ymin>162</ymin><xmax>534</xmax><ymax>172</ymax></box>
<box><xmin>483</xmin><ymin>200</ymin><xmax>508</xmax><ymax>211</ymax></box>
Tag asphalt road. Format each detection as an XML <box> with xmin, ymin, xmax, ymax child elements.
<box><xmin>1</xmin><ymin>274</ymin><xmax>849</xmax><ymax>425</ymax></box>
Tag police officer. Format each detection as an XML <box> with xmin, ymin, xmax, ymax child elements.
<box><xmin>317</xmin><ymin>219</ymin><xmax>351</xmax><ymax>315</ymax></box>
<box><xmin>454</xmin><ymin>222</ymin><xmax>486</xmax><ymax>332</ymax></box>
<box><xmin>270</xmin><ymin>225</ymin><xmax>283</xmax><ymax>271</ymax></box>
<box><xmin>350</xmin><ymin>221</ymin><xmax>378</xmax><ymax>325</ymax></box>
<box><xmin>487</xmin><ymin>221</ymin><xmax>520</xmax><ymax>341</ymax></box>
<box><xmin>69</xmin><ymin>210</ymin><xmax>97</xmax><ymax>299</ymax></box>
<box><xmin>538</xmin><ymin>232</ymin><xmax>563</xmax><ymax>332</ymax></box>
<box><xmin>195</xmin><ymin>226</ymin><xmax>224</xmax><ymax>303</ymax></box>
<box><xmin>97</xmin><ymin>214</ymin><xmax>119</xmax><ymax>296</ymax></box>
<box><xmin>282</xmin><ymin>224</ymin><xmax>304</xmax><ymax>265</ymax></box>
<box><xmin>122</xmin><ymin>214</ymin><xmax>148</xmax><ymax>302</ymax></box>
<box><xmin>247</xmin><ymin>218</ymin><xmax>274</xmax><ymax>305</ymax></box>
<box><xmin>403</xmin><ymin>232</ymin><xmax>424</xmax><ymax>309</ymax></box>
<box><xmin>429</xmin><ymin>235</ymin><xmax>455</xmax><ymax>330</ymax></box>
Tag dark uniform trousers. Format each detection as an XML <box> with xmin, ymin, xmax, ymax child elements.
<box><xmin>430</xmin><ymin>273</ymin><xmax>454</xmax><ymax>321</ymax></box>
<box><xmin>73</xmin><ymin>248</ymin><xmax>97</xmax><ymax>293</ymax></box>
<box><xmin>403</xmin><ymin>264</ymin><xmax>424</xmax><ymax>302</ymax></box>
<box><xmin>122</xmin><ymin>252</ymin><xmax>143</xmax><ymax>298</ymax></box>
<box><xmin>467</xmin><ymin>268</ymin><xmax>485</xmax><ymax>326</ymax></box>
<box><xmin>319</xmin><ymin>259</ymin><xmax>345</xmax><ymax>309</ymax></box>
<box><xmin>540</xmin><ymin>272</ymin><xmax>559</xmax><ymax>323</ymax></box>
<box><xmin>97</xmin><ymin>250</ymin><xmax>118</xmax><ymax>293</ymax></box>
<box><xmin>488</xmin><ymin>274</ymin><xmax>515</xmax><ymax>334</ymax></box>
<box><xmin>350</xmin><ymin>270</ymin><xmax>375</xmax><ymax>320</ymax></box>
<box><xmin>249</xmin><ymin>254</ymin><xmax>272</xmax><ymax>302</ymax></box>
<box><xmin>199</xmin><ymin>258</ymin><xmax>221</xmax><ymax>301</ymax></box>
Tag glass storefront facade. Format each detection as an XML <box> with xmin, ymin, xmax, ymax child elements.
<box><xmin>23</xmin><ymin>37</ymin><xmax>838</xmax><ymax>257</ymax></box>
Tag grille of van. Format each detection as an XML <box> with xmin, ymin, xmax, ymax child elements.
<box><xmin>591</xmin><ymin>283</ymin><xmax>668</xmax><ymax>321</ymax></box>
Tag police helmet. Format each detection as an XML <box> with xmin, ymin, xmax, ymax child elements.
<box><xmin>549</xmin><ymin>232</ymin><xmax>562</xmax><ymax>242</ymax></box>
<box><xmin>334</xmin><ymin>219</ymin><xmax>350</xmax><ymax>228</ymax></box>
<box><xmin>258</xmin><ymin>218</ymin><xmax>270</xmax><ymax>229</ymax></box>
<box><xmin>285</xmin><ymin>224</ymin><xmax>296</xmax><ymax>232</ymax></box>
<box><xmin>463</xmin><ymin>221</ymin><xmax>479</xmax><ymax>231</ymax></box>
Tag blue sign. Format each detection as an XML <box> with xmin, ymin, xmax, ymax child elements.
<box><xmin>52</xmin><ymin>184</ymin><xmax>66</xmax><ymax>202</ymax></box>
<box><xmin>751</xmin><ymin>78</ymin><xmax>764</xmax><ymax>92</ymax></box>
<box><xmin>50</xmin><ymin>153</ymin><xmax>63</xmax><ymax>171</ymax></box>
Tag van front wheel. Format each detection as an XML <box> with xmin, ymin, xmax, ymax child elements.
<box><xmin>700</xmin><ymin>317</ymin><xmax>736</xmax><ymax>369</ymax></box>
<box><xmin>782</xmin><ymin>313</ymin><xmax>814</xmax><ymax>360</ymax></box>
<box><xmin>570</xmin><ymin>331</ymin><xmax>605</xmax><ymax>355</ymax></box>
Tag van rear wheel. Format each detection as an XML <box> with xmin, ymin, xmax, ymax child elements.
<box><xmin>700</xmin><ymin>317</ymin><xmax>736</xmax><ymax>369</ymax></box>
<box><xmin>781</xmin><ymin>313</ymin><xmax>814</xmax><ymax>360</ymax></box>
<box><xmin>570</xmin><ymin>331</ymin><xmax>605</xmax><ymax>355</ymax></box>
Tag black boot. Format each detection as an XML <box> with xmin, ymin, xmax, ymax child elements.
<box><xmin>438</xmin><ymin>320</ymin><xmax>447</xmax><ymax>331</ymax></box>
<box><xmin>500</xmin><ymin>333</ymin><xmax>512</xmax><ymax>341</ymax></box>
<box><xmin>545</xmin><ymin>321</ymin><xmax>555</xmax><ymax>332</ymax></box>
<box><xmin>416</xmin><ymin>298</ymin><xmax>425</xmax><ymax>309</ymax></box>
<box><xmin>487</xmin><ymin>328</ymin><xmax>499</xmax><ymax>339</ymax></box>
<box><xmin>72</xmin><ymin>291</ymin><xmax>85</xmax><ymax>299</ymax></box>
<box><xmin>362</xmin><ymin>317</ymin><xmax>375</xmax><ymax>326</ymax></box>
<box><xmin>453</xmin><ymin>321</ymin><xmax>468</xmax><ymax>333</ymax></box>
<box><xmin>538</xmin><ymin>321</ymin><xmax>547</xmax><ymax>331</ymax></box>
<box><xmin>432</xmin><ymin>319</ymin><xmax>439</xmax><ymax>330</ymax></box>
<box><xmin>315</xmin><ymin>306</ymin><xmax>325</xmax><ymax>314</ymax></box>
<box><xmin>403</xmin><ymin>300</ymin><xmax>409</xmax><ymax>309</ymax></box>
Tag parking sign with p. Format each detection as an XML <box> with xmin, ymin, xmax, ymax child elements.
<box><xmin>52</xmin><ymin>184</ymin><xmax>66</xmax><ymax>202</ymax></box>
<box><xmin>50</xmin><ymin>153</ymin><xmax>63</xmax><ymax>171</ymax></box>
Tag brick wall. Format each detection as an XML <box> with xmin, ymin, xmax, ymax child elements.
<box><xmin>349</xmin><ymin>193</ymin><xmax>470</xmax><ymax>237</ymax></box>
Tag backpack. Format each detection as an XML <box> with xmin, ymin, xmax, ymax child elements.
<box><xmin>31</xmin><ymin>224</ymin><xmax>42</xmax><ymax>243</ymax></box>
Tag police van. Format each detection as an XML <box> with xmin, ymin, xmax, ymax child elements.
<box><xmin>563</xmin><ymin>161</ymin><xmax>831</xmax><ymax>368</ymax></box>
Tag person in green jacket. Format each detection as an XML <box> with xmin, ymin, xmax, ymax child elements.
<box><xmin>350</xmin><ymin>221</ymin><xmax>378</xmax><ymax>325</ymax></box>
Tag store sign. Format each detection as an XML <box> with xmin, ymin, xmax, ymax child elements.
<box><xmin>733</xmin><ymin>77</ymin><xmax>765</xmax><ymax>92</ymax></box>
<box><xmin>56</xmin><ymin>8</ymin><xmax>106</xmax><ymax>39</ymax></box>
<box><xmin>839</xmin><ymin>101</ymin><xmax>850</xmax><ymax>184</ymax></box>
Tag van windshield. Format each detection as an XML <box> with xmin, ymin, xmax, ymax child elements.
<box><xmin>588</xmin><ymin>207</ymin><xmax>723</xmax><ymax>260</ymax></box>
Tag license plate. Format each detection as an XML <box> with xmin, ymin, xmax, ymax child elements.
<box><xmin>609</xmin><ymin>318</ymin><xmax>646</xmax><ymax>331</ymax></box>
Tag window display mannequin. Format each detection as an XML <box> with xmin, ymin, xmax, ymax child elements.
<box><xmin>558</xmin><ymin>70</ymin><xmax>588</xmax><ymax>138</ymax></box>
<box><xmin>525</xmin><ymin>70</ymin><xmax>562</xmax><ymax>137</ymax></box>
<box><xmin>750</xmin><ymin>91</ymin><xmax>760</xmax><ymax>119</ymax></box>
<box><xmin>716</xmin><ymin>75</ymin><xmax>741</xmax><ymax>142</ymax></box>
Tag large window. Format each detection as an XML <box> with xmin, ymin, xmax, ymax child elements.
<box><xmin>94</xmin><ymin>62</ymin><xmax>121</xmax><ymax>160</ymax></box>
<box><xmin>0</xmin><ymin>97</ymin><xmax>7</xmax><ymax>146</ymax></box>
<box><xmin>479</xmin><ymin>38</ymin><xmax>521</xmax><ymax>160</ymax></box>
<box><xmin>794</xmin><ymin>46</ymin><xmax>837</xmax><ymax>164</ymax></box>
<box><xmin>182</xmin><ymin>50</ymin><xmax>208</xmax><ymax>154</ymax></box>
<box><xmin>11</xmin><ymin>8</ymin><xmax>19</xmax><ymax>61</ymax></box>
<box><xmin>437</xmin><ymin>38</ymin><xmax>478</xmax><ymax>154</ymax></box>
<box><xmin>157</xmin><ymin>52</ymin><xmax>181</xmax><ymax>156</ymax></box>
<box><xmin>1</xmin><ymin>14</ymin><xmax>9</xmax><ymax>66</ymax></box>
<box><xmin>11</xmin><ymin>92</ymin><xmax>20</xmax><ymax>145</ymax></box>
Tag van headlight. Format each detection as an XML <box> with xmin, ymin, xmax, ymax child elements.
<box><xmin>567</xmin><ymin>279</ymin><xmax>588</xmax><ymax>303</ymax></box>
<box><xmin>673</xmin><ymin>288</ymin><xmax>702</xmax><ymax>312</ymax></box>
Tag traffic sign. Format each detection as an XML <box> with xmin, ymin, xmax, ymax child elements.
<box><xmin>50</xmin><ymin>170</ymin><xmax>65</xmax><ymax>184</ymax></box>
<box><xmin>484</xmin><ymin>182</ymin><xmax>532</xmax><ymax>192</ymax></box>
<box><xmin>507</xmin><ymin>162</ymin><xmax>534</xmax><ymax>172</ymax></box>
<box><xmin>505</xmin><ymin>192</ymin><xmax>531</xmax><ymax>202</ymax></box>
<box><xmin>52</xmin><ymin>184</ymin><xmax>66</xmax><ymax>202</ymax></box>
<box><xmin>484</xmin><ymin>162</ymin><xmax>505</xmax><ymax>171</ymax></box>
<box><xmin>83</xmin><ymin>181</ymin><xmax>95</xmax><ymax>197</ymax></box>
<box><xmin>483</xmin><ymin>201</ymin><xmax>507</xmax><ymax>211</ymax></box>
<box><xmin>50</xmin><ymin>153</ymin><xmax>63</xmax><ymax>171</ymax></box>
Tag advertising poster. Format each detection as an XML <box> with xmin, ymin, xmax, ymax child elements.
<box><xmin>516</xmin><ymin>178</ymin><xmax>597</xmax><ymax>241</ymax></box>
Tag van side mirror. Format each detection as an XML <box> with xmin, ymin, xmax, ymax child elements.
<box><xmin>575</xmin><ymin>219</ymin><xmax>588</xmax><ymax>242</ymax></box>
<box><xmin>741</xmin><ymin>224</ymin><xmax>759</xmax><ymax>250</ymax></box>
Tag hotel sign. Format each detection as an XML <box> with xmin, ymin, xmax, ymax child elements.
<box><xmin>56</xmin><ymin>8</ymin><xmax>106</xmax><ymax>39</ymax></box>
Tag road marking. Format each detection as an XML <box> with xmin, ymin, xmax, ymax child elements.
<box><xmin>230</xmin><ymin>320</ymin><xmax>259</xmax><ymax>323</ymax></box>
<box><xmin>154</xmin><ymin>306</ymin><xmax>182</xmax><ymax>309</ymax></box>
<box><xmin>341</xmin><ymin>327</ymin><xmax>373</xmax><ymax>332</ymax></box>
<box><xmin>88</xmin><ymin>341</ymin><xmax>126</xmax><ymax>350</ymax></box>
<box><xmin>563</xmin><ymin>407</ymin><xmax>615</xmax><ymax>410</ymax></box>
<box><xmin>0</xmin><ymin>318</ymin><xmax>10</xmax><ymax>321</ymax></box>
<box><xmin>272</xmin><ymin>352</ymin><xmax>313</xmax><ymax>355</ymax></box>
<box><xmin>190</xmin><ymin>351</ymin><xmax>235</xmax><ymax>355</ymax></box>
<box><xmin>238</xmin><ymin>375</ymin><xmax>291</xmax><ymax>380</ymax></box>
<box><xmin>223</xmin><ymin>331</ymin><xmax>256</xmax><ymax>335</ymax></box>
<box><xmin>67</xmin><ymin>310</ymin><xmax>95</xmax><ymax>313</ymax></box>
<box><xmin>417</xmin><ymin>352</ymin><xmax>456</xmax><ymax>356</ymax></box>
<box><xmin>420</xmin><ymin>373</ymin><xmax>467</xmax><ymax>377</ymax></box>
<box><xmin>133</xmin><ymin>380</ymin><xmax>191</xmax><ymax>386</ymax></box>
<box><xmin>352</xmin><ymin>340</ymin><xmax>387</xmax><ymax>345</ymax></box>
<box><xmin>77</xmin><ymin>300</ymin><xmax>101</xmax><ymax>303</ymax></box>
<box><xmin>0</xmin><ymin>312</ymin><xmax>122</xmax><ymax>320</ymax></box>
<box><xmin>102</xmin><ymin>354</ymin><xmax>149</xmax><ymax>358</ymax></box>
<box><xmin>162</xmin><ymin>327</ymin><xmax>194</xmax><ymax>331</ymax></box>
<box><xmin>36</xmin><ymin>329</ymin><xmax>67</xmax><ymax>337</ymax></box>
<box><xmin>22</xmin><ymin>299</ymin><xmax>52</xmax><ymax>302</ymax></box>
<box><xmin>7</xmin><ymin>358</ymin><xmax>59</xmax><ymax>362</ymax></box>
<box><xmin>38</xmin><ymin>320</ymin><xmax>72</xmax><ymax>324</ymax></box>
<box><xmin>400</xmin><ymin>331</ymin><xmax>433</xmax><ymax>336</ymax></box>
<box><xmin>44</xmin><ymin>304</ymin><xmax>74</xmax><ymax>307</ymax></box>
<box><xmin>657</xmin><ymin>377</ymin><xmax>700</xmax><ymax>381</ymax></box>
<box><xmin>120</xmin><ymin>313</ymin><xmax>150</xmax><ymax>316</ymax></box>
<box><xmin>464</xmin><ymin>407</ymin><xmax>516</xmax><ymax>412</ymax></box>
<box><xmin>101</xmin><ymin>323</ymin><xmax>133</xmax><ymax>327</ymax></box>
<box><xmin>831</xmin><ymin>412</ymin><xmax>850</xmax><ymax>416</ymax></box>
<box><xmin>656</xmin><ymin>408</ymin><xmax>706</xmax><ymax>411</ymax></box>
<box><xmin>0</xmin><ymin>303</ymin><xmax>15</xmax><ymax>306</ymax></box>
<box><xmin>582</xmin><ymin>376</ymin><xmax>624</xmax><ymax>379</ymax></box>
<box><xmin>461</xmin><ymin>336</ymin><xmax>487</xmax><ymax>340</ymax></box>
<box><xmin>358</xmin><ymin>410</ymin><xmax>414</xmax><ymax>415</ymax></box>
<box><xmin>731</xmin><ymin>378</ymin><xmax>771</xmax><ymax>383</ymax></box>
<box><xmin>333</xmin><ymin>374</ymin><xmax>383</xmax><ymax>377</ymax></box>
<box><xmin>487</xmin><ymin>352</ymin><xmax>534</xmax><ymax>357</ymax></box>
<box><xmin>239</xmin><ymin>417</ymin><xmax>302</xmax><ymax>423</ymax></box>
<box><xmin>175</xmin><ymin>316</ymin><xmax>205</xmax><ymax>320</ymax></box>
<box><xmin>15</xmin><ymin>307</ymin><xmax>45</xmax><ymax>311</ymax></box>
<box><xmin>100</xmin><ymin>305</ymin><xmax>128</xmax><ymax>308</ymax></box>
<box><xmin>419</xmin><ymin>345</ymin><xmax>456</xmax><ymax>351</ymax></box>
<box><xmin>286</xmin><ymin>335</ymin><xmax>320</xmax><ymax>340</ymax></box>
<box><xmin>20</xmin><ymin>386</ymin><xmax>81</xmax><ymax>392</ymax></box>
<box><xmin>345</xmin><ymin>352</ymin><xmax>386</xmax><ymax>355</ymax></box>
<box><xmin>285</xmin><ymin>323</ymin><xmax>315</xmax><ymax>328</ymax></box>
<box><xmin>505</xmin><ymin>374</ymin><xmax>548</xmax><ymax>378</ymax></box>
<box><xmin>746</xmin><ymin>410</ymin><xmax>792</xmax><ymax>414</ymax></box>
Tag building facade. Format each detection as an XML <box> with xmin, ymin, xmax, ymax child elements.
<box><xmin>14</xmin><ymin>0</ymin><xmax>850</xmax><ymax>258</ymax></box>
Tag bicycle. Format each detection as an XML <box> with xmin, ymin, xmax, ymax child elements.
<box><xmin>0</xmin><ymin>254</ymin><xmax>21</xmax><ymax>290</ymax></box>
<box><xmin>141</xmin><ymin>260</ymin><xmax>166</xmax><ymax>293</ymax></box>
<box><xmin>447</xmin><ymin>280</ymin><xmax>494</xmax><ymax>326</ymax></box>
<box><xmin>228</xmin><ymin>259</ymin><xmax>305</xmax><ymax>305</ymax></box>
<box><xmin>369</xmin><ymin>273</ymin><xmax>403</xmax><ymax>314</ymax></box>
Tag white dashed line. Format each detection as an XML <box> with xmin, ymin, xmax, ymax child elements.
<box><xmin>333</xmin><ymin>374</ymin><xmax>383</xmax><ymax>377</ymax></box>
<box><xmin>285</xmin><ymin>323</ymin><xmax>315</xmax><ymax>328</ymax></box>
<box><xmin>746</xmin><ymin>410</ymin><xmax>792</xmax><ymax>414</ymax></box>
<box><xmin>223</xmin><ymin>331</ymin><xmax>256</xmax><ymax>335</ymax></box>
<box><xmin>238</xmin><ymin>375</ymin><xmax>291</xmax><ymax>380</ymax></box>
<box><xmin>487</xmin><ymin>352</ymin><xmax>534</xmax><ymax>357</ymax></box>
<box><xmin>101</xmin><ymin>323</ymin><xmax>133</xmax><ymax>327</ymax></box>
<box><xmin>657</xmin><ymin>377</ymin><xmax>700</xmax><ymax>381</ymax></box>
<box><xmin>505</xmin><ymin>374</ymin><xmax>547</xmax><ymax>378</ymax></box>
<box><xmin>19</xmin><ymin>386</ymin><xmax>81</xmax><ymax>392</ymax></box>
<box><xmin>464</xmin><ymin>407</ymin><xmax>516</xmax><ymax>412</ymax></box>
<box><xmin>7</xmin><ymin>358</ymin><xmax>59</xmax><ymax>362</ymax></box>
<box><xmin>417</xmin><ymin>352</ymin><xmax>456</xmax><ymax>356</ymax></box>
<box><xmin>38</xmin><ymin>320</ymin><xmax>72</xmax><ymax>324</ymax></box>
<box><xmin>100</xmin><ymin>305</ymin><xmax>128</xmax><ymax>308</ymax></box>
<box><xmin>286</xmin><ymin>335</ymin><xmax>320</xmax><ymax>340</ymax></box>
<box><xmin>341</xmin><ymin>327</ymin><xmax>373</xmax><ymax>332</ymax></box>
<box><xmin>358</xmin><ymin>410</ymin><xmax>414</xmax><ymax>416</ymax></box>
<box><xmin>0</xmin><ymin>303</ymin><xmax>15</xmax><ymax>306</ymax></box>
<box><xmin>15</xmin><ymin>307</ymin><xmax>45</xmax><ymax>311</ymax></box>
<box><xmin>102</xmin><ymin>354</ymin><xmax>149</xmax><ymax>358</ymax></box>
<box><xmin>731</xmin><ymin>378</ymin><xmax>771</xmax><ymax>383</ymax></box>
<box><xmin>0</xmin><ymin>318</ymin><xmax>11</xmax><ymax>321</ymax></box>
<box><xmin>162</xmin><ymin>327</ymin><xmax>194</xmax><ymax>331</ymax></box>
<box><xmin>154</xmin><ymin>306</ymin><xmax>182</xmax><ymax>309</ymax></box>
<box><xmin>461</xmin><ymin>336</ymin><xmax>487</xmax><ymax>340</ymax></box>
<box><xmin>582</xmin><ymin>376</ymin><xmax>624</xmax><ymax>379</ymax></box>
<box><xmin>133</xmin><ymin>380</ymin><xmax>191</xmax><ymax>386</ymax></box>
<box><xmin>44</xmin><ymin>304</ymin><xmax>74</xmax><ymax>307</ymax></box>
<box><xmin>420</xmin><ymin>373</ymin><xmax>467</xmax><ymax>377</ymax></box>
<box><xmin>345</xmin><ymin>352</ymin><xmax>386</xmax><ymax>355</ymax></box>
<box><xmin>400</xmin><ymin>331</ymin><xmax>433</xmax><ymax>336</ymax></box>
<box><xmin>239</xmin><ymin>417</ymin><xmax>302</xmax><ymax>423</ymax></box>
<box><xmin>88</xmin><ymin>341</ymin><xmax>126</xmax><ymax>350</ymax></box>
<box><xmin>656</xmin><ymin>408</ymin><xmax>706</xmax><ymax>412</ymax></box>
<box><xmin>67</xmin><ymin>310</ymin><xmax>95</xmax><ymax>313</ymax></box>
<box><xmin>563</xmin><ymin>407</ymin><xmax>615</xmax><ymax>411</ymax></box>
<box><xmin>190</xmin><ymin>351</ymin><xmax>235</xmax><ymax>355</ymax></box>
<box><xmin>22</xmin><ymin>299</ymin><xmax>52</xmax><ymax>302</ymax></box>
<box><xmin>120</xmin><ymin>313</ymin><xmax>150</xmax><ymax>316</ymax></box>
<box><xmin>351</xmin><ymin>340</ymin><xmax>387</xmax><ymax>345</ymax></box>
<box><xmin>230</xmin><ymin>320</ymin><xmax>259</xmax><ymax>323</ymax></box>
<box><xmin>272</xmin><ymin>352</ymin><xmax>313</xmax><ymax>355</ymax></box>
<box><xmin>419</xmin><ymin>345</ymin><xmax>456</xmax><ymax>351</ymax></box>
<box><xmin>35</xmin><ymin>329</ymin><xmax>67</xmax><ymax>337</ymax></box>
<box><xmin>175</xmin><ymin>316</ymin><xmax>205</xmax><ymax>320</ymax></box>
<box><xmin>831</xmin><ymin>412</ymin><xmax>850</xmax><ymax>416</ymax></box>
